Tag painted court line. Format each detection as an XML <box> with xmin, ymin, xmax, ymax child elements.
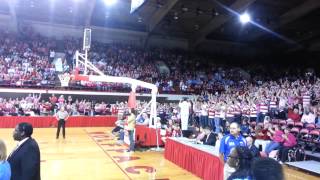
<box><xmin>84</xmin><ymin>129</ymin><xmax>133</xmax><ymax>180</ymax></box>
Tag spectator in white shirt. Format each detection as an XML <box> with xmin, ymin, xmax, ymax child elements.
<box><xmin>179</xmin><ymin>98</ymin><xmax>191</xmax><ymax>136</ymax></box>
<box><xmin>301</xmin><ymin>107</ymin><xmax>315</xmax><ymax>124</ymax></box>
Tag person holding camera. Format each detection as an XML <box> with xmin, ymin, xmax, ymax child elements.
<box><xmin>264</xmin><ymin>124</ymin><xmax>284</xmax><ymax>156</ymax></box>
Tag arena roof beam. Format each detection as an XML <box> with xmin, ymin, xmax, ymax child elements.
<box><xmin>191</xmin><ymin>0</ymin><xmax>256</xmax><ymax>48</ymax></box>
<box><xmin>286</xmin><ymin>30</ymin><xmax>320</xmax><ymax>52</ymax></box>
<box><xmin>85</xmin><ymin>0</ymin><xmax>96</xmax><ymax>27</ymax></box>
<box><xmin>308</xmin><ymin>40</ymin><xmax>320</xmax><ymax>51</ymax></box>
<box><xmin>250</xmin><ymin>0</ymin><xmax>320</xmax><ymax>40</ymax></box>
<box><xmin>147</xmin><ymin>0</ymin><xmax>179</xmax><ymax>33</ymax></box>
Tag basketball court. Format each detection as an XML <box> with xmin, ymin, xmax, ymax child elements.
<box><xmin>0</xmin><ymin>127</ymin><xmax>318</xmax><ymax>180</ymax></box>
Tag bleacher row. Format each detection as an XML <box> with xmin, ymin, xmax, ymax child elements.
<box><xmin>250</xmin><ymin>119</ymin><xmax>320</xmax><ymax>153</ymax></box>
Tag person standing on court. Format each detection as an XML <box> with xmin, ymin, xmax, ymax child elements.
<box><xmin>56</xmin><ymin>106</ymin><xmax>69</xmax><ymax>139</ymax></box>
<box><xmin>219</xmin><ymin>122</ymin><xmax>247</xmax><ymax>180</ymax></box>
<box><xmin>7</xmin><ymin>122</ymin><xmax>41</xmax><ymax>180</ymax></box>
<box><xmin>179</xmin><ymin>98</ymin><xmax>191</xmax><ymax>137</ymax></box>
<box><xmin>0</xmin><ymin>139</ymin><xmax>11</xmax><ymax>180</ymax></box>
<box><xmin>126</xmin><ymin>108</ymin><xmax>136</xmax><ymax>152</ymax></box>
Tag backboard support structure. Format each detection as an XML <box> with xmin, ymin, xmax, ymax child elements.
<box><xmin>73</xmin><ymin>28</ymin><xmax>158</xmax><ymax>130</ymax></box>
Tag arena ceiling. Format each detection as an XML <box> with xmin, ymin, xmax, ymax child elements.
<box><xmin>1</xmin><ymin>0</ymin><xmax>320</xmax><ymax>53</ymax></box>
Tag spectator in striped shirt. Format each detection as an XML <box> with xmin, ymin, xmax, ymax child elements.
<box><xmin>249</xmin><ymin>100</ymin><xmax>258</xmax><ymax>122</ymax></box>
<box><xmin>214</xmin><ymin>103</ymin><xmax>222</xmax><ymax>133</ymax></box>
<box><xmin>208</xmin><ymin>102</ymin><xmax>215</xmax><ymax>132</ymax></box>
<box><xmin>257</xmin><ymin>99</ymin><xmax>269</xmax><ymax>123</ymax></box>
<box><xmin>302</xmin><ymin>90</ymin><xmax>311</xmax><ymax>107</ymax></box>
<box><xmin>269</xmin><ymin>96</ymin><xmax>278</xmax><ymax>119</ymax></box>
<box><xmin>200</xmin><ymin>102</ymin><xmax>209</xmax><ymax>128</ymax></box>
<box><xmin>233</xmin><ymin>101</ymin><xmax>242</xmax><ymax>124</ymax></box>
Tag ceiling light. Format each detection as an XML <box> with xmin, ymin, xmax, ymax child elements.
<box><xmin>103</xmin><ymin>0</ymin><xmax>117</xmax><ymax>6</ymax></box>
<box><xmin>239</xmin><ymin>13</ymin><xmax>251</xmax><ymax>24</ymax></box>
<box><xmin>173</xmin><ymin>12</ymin><xmax>178</xmax><ymax>20</ymax></box>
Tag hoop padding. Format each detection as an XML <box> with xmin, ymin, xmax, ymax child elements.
<box><xmin>74</xmin><ymin>74</ymin><xmax>89</xmax><ymax>81</ymax></box>
<box><xmin>73</xmin><ymin>67</ymin><xmax>90</xmax><ymax>81</ymax></box>
<box><xmin>58</xmin><ymin>73</ymin><xmax>71</xmax><ymax>87</ymax></box>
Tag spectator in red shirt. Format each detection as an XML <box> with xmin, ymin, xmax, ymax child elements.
<box><xmin>287</xmin><ymin>107</ymin><xmax>301</xmax><ymax>123</ymax></box>
<box><xmin>161</xmin><ymin>126</ymin><xmax>173</xmax><ymax>143</ymax></box>
<box><xmin>264</xmin><ymin>125</ymin><xmax>284</xmax><ymax>155</ymax></box>
<box><xmin>277</xmin><ymin>127</ymin><xmax>297</xmax><ymax>163</ymax></box>
<box><xmin>172</xmin><ymin>124</ymin><xmax>182</xmax><ymax>137</ymax></box>
<box><xmin>49</xmin><ymin>94</ymin><xmax>57</xmax><ymax>104</ymax></box>
<box><xmin>254</xmin><ymin>124</ymin><xmax>271</xmax><ymax>152</ymax></box>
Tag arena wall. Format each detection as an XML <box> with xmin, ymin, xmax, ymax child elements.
<box><xmin>0</xmin><ymin>88</ymin><xmax>192</xmax><ymax>103</ymax></box>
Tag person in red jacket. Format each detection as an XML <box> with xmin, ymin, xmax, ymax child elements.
<box><xmin>277</xmin><ymin>127</ymin><xmax>297</xmax><ymax>163</ymax></box>
<box><xmin>161</xmin><ymin>126</ymin><xmax>173</xmax><ymax>143</ymax></box>
<box><xmin>287</xmin><ymin>107</ymin><xmax>301</xmax><ymax>123</ymax></box>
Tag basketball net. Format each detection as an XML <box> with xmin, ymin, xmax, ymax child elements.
<box><xmin>58</xmin><ymin>73</ymin><xmax>71</xmax><ymax>87</ymax></box>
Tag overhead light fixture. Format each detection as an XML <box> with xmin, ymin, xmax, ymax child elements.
<box><xmin>173</xmin><ymin>12</ymin><xmax>178</xmax><ymax>20</ymax></box>
<box><xmin>194</xmin><ymin>24</ymin><xmax>199</xmax><ymax>30</ymax></box>
<box><xmin>103</xmin><ymin>0</ymin><xmax>117</xmax><ymax>6</ymax></box>
<box><xmin>30</xmin><ymin>1</ymin><xmax>35</xmax><ymax>8</ymax></box>
<box><xmin>196</xmin><ymin>8</ymin><xmax>203</xmax><ymax>16</ymax></box>
<box><xmin>105</xmin><ymin>12</ymin><xmax>110</xmax><ymax>19</ymax></box>
<box><xmin>181</xmin><ymin>5</ymin><xmax>188</xmax><ymax>12</ymax></box>
<box><xmin>212</xmin><ymin>8</ymin><xmax>219</xmax><ymax>16</ymax></box>
<box><xmin>239</xmin><ymin>13</ymin><xmax>251</xmax><ymax>24</ymax></box>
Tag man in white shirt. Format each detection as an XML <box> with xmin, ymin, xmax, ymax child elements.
<box><xmin>179</xmin><ymin>98</ymin><xmax>191</xmax><ymax>137</ymax></box>
<box><xmin>55</xmin><ymin>106</ymin><xmax>69</xmax><ymax>139</ymax></box>
<box><xmin>49</xmin><ymin>50</ymin><xmax>55</xmax><ymax>63</ymax></box>
<box><xmin>301</xmin><ymin>107</ymin><xmax>315</xmax><ymax>124</ymax></box>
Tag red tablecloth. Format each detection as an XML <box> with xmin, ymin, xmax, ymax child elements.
<box><xmin>0</xmin><ymin>116</ymin><xmax>117</xmax><ymax>128</ymax></box>
<box><xmin>164</xmin><ymin>138</ymin><xmax>223</xmax><ymax>180</ymax></box>
<box><xmin>135</xmin><ymin>125</ymin><xmax>164</xmax><ymax>147</ymax></box>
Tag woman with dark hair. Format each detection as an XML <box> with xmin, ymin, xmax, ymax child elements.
<box><xmin>252</xmin><ymin>158</ymin><xmax>284</xmax><ymax>180</ymax></box>
<box><xmin>226</xmin><ymin>146</ymin><xmax>253</xmax><ymax>180</ymax></box>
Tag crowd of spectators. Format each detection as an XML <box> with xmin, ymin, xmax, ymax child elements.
<box><xmin>0</xmin><ymin>28</ymin><xmax>56</xmax><ymax>87</ymax></box>
<box><xmin>0</xmin><ymin>94</ymin><xmax>120</xmax><ymax>117</ymax></box>
<box><xmin>2</xmin><ymin>27</ymin><xmax>318</xmax><ymax>95</ymax></box>
<box><xmin>110</xmin><ymin>79</ymin><xmax>320</xmax><ymax>170</ymax></box>
<box><xmin>2</xmin><ymin>26</ymin><xmax>320</xmax><ymax>180</ymax></box>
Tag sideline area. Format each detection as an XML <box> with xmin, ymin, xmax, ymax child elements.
<box><xmin>0</xmin><ymin>127</ymin><xmax>318</xmax><ymax>180</ymax></box>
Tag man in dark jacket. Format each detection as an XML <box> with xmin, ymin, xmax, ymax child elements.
<box><xmin>7</xmin><ymin>122</ymin><xmax>41</xmax><ymax>180</ymax></box>
<box><xmin>246</xmin><ymin>136</ymin><xmax>260</xmax><ymax>158</ymax></box>
<box><xmin>201</xmin><ymin>127</ymin><xmax>217</xmax><ymax>146</ymax></box>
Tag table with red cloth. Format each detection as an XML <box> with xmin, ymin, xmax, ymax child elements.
<box><xmin>0</xmin><ymin>116</ymin><xmax>117</xmax><ymax>128</ymax></box>
<box><xmin>164</xmin><ymin>137</ymin><xmax>223</xmax><ymax>180</ymax></box>
<box><xmin>135</xmin><ymin>125</ymin><xmax>164</xmax><ymax>147</ymax></box>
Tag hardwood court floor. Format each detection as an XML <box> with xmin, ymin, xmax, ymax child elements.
<box><xmin>0</xmin><ymin>127</ymin><xmax>318</xmax><ymax>180</ymax></box>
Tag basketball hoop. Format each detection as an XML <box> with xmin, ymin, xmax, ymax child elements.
<box><xmin>58</xmin><ymin>73</ymin><xmax>71</xmax><ymax>87</ymax></box>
